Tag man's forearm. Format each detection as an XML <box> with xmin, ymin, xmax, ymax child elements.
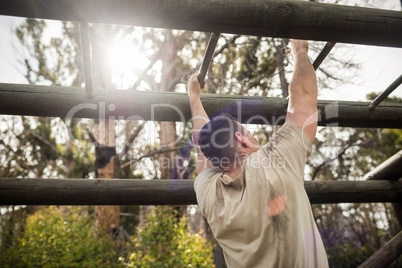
<box><xmin>289</xmin><ymin>51</ymin><xmax>317</xmax><ymax>100</ymax></box>
<box><xmin>189</xmin><ymin>96</ymin><xmax>210</xmax><ymax>145</ymax></box>
<box><xmin>190</xmin><ymin>97</ymin><xmax>209</xmax><ymax>129</ymax></box>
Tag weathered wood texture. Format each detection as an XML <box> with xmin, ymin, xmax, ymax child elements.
<box><xmin>1</xmin><ymin>83</ymin><xmax>402</xmax><ymax>128</ymax></box>
<box><xmin>358</xmin><ymin>231</ymin><xmax>402</xmax><ymax>268</ymax></box>
<box><xmin>1</xmin><ymin>178</ymin><xmax>401</xmax><ymax>205</ymax></box>
<box><xmin>1</xmin><ymin>0</ymin><xmax>402</xmax><ymax>47</ymax></box>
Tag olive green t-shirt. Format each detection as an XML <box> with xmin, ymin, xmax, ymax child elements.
<box><xmin>194</xmin><ymin>122</ymin><xmax>328</xmax><ymax>268</ymax></box>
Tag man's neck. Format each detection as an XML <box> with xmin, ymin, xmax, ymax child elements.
<box><xmin>222</xmin><ymin>153</ymin><xmax>248</xmax><ymax>179</ymax></box>
<box><xmin>224</xmin><ymin>165</ymin><xmax>242</xmax><ymax>179</ymax></box>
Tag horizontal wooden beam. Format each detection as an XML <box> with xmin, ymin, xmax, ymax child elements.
<box><xmin>1</xmin><ymin>83</ymin><xmax>402</xmax><ymax>128</ymax></box>
<box><xmin>0</xmin><ymin>178</ymin><xmax>401</xmax><ymax>205</ymax></box>
<box><xmin>0</xmin><ymin>0</ymin><xmax>402</xmax><ymax>47</ymax></box>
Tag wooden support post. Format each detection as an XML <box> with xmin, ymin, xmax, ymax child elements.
<box><xmin>0</xmin><ymin>0</ymin><xmax>402</xmax><ymax>47</ymax></box>
<box><xmin>368</xmin><ymin>74</ymin><xmax>402</xmax><ymax>111</ymax></box>
<box><xmin>79</xmin><ymin>22</ymin><xmax>94</xmax><ymax>96</ymax></box>
<box><xmin>0</xmin><ymin>179</ymin><xmax>401</xmax><ymax>205</ymax></box>
<box><xmin>93</xmin><ymin>119</ymin><xmax>120</xmax><ymax>233</ymax></box>
<box><xmin>358</xmin><ymin>231</ymin><xmax>402</xmax><ymax>268</ymax></box>
<box><xmin>1</xmin><ymin>83</ymin><xmax>402</xmax><ymax>128</ymax></box>
<box><xmin>198</xmin><ymin>33</ymin><xmax>220</xmax><ymax>88</ymax></box>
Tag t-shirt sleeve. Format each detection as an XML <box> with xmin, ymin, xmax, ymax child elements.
<box><xmin>258</xmin><ymin>121</ymin><xmax>312</xmax><ymax>180</ymax></box>
<box><xmin>194</xmin><ymin>168</ymin><xmax>218</xmax><ymax>217</ymax></box>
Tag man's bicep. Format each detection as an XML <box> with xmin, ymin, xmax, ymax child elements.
<box><xmin>261</xmin><ymin>122</ymin><xmax>312</xmax><ymax>178</ymax></box>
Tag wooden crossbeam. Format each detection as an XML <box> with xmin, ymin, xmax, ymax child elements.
<box><xmin>1</xmin><ymin>83</ymin><xmax>402</xmax><ymax>128</ymax></box>
<box><xmin>0</xmin><ymin>178</ymin><xmax>401</xmax><ymax>205</ymax></box>
<box><xmin>0</xmin><ymin>0</ymin><xmax>402</xmax><ymax>47</ymax></box>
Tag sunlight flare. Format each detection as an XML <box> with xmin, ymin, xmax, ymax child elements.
<box><xmin>108</xmin><ymin>38</ymin><xmax>149</xmax><ymax>88</ymax></box>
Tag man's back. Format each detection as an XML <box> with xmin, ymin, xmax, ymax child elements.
<box><xmin>194</xmin><ymin>122</ymin><xmax>328</xmax><ymax>267</ymax></box>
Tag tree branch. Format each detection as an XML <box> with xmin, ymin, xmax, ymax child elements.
<box><xmin>130</xmin><ymin>49</ymin><xmax>162</xmax><ymax>90</ymax></box>
<box><xmin>213</xmin><ymin>34</ymin><xmax>241</xmax><ymax>58</ymax></box>
<box><xmin>118</xmin><ymin>121</ymin><xmax>146</xmax><ymax>159</ymax></box>
<box><xmin>28</xmin><ymin>130</ymin><xmax>61</xmax><ymax>156</ymax></box>
<box><xmin>120</xmin><ymin>147</ymin><xmax>180</xmax><ymax>169</ymax></box>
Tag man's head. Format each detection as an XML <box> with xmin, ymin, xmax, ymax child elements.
<box><xmin>198</xmin><ymin>113</ymin><xmax>260</xmax><ymax>168</ymax></box>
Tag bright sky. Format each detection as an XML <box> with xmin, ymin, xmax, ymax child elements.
<box><xmin>0</xmin><ymin>1</ymin><xmax>401</xmax><ymax>102</ymax></box>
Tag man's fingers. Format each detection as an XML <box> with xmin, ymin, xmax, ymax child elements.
<box><xmin>192</xmin><ymin>73</ymin><xmax>200</xmax><ymax>83</ymax></box>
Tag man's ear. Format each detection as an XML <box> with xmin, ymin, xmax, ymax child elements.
<box><xmin>234</xmin><ymin>131</ymin><xmax>248</xmax><ymax>147</ymax></box>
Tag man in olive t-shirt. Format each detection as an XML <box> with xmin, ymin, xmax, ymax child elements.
<box><xmin>188</xmin><ymin>40</ymin><xmax>328</xmax><ymax>267</ymax></box>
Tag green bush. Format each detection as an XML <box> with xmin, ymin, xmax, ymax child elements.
<box><xmin>125</xmin><ymin>206</ymin><xmax>214</xmax><ymax>268</ymax></box>
<box><xmin>1</xmin><ymin>206</ymin><xmax>214</xmax><ymax>267</ymax></box>
<box><xmin>1</xmin><ymin>206</ymin><xmax>120</xmax><ymax>268</ymax></box>
<box><xmin>327</xmin><ymin>243</ymin><xmax>374</xmax><ymax>268</ymax></box>
<box><xmin>327</xmin><ymin>243</ymin><xmax>402</xmax><ymax>268</ymax></box>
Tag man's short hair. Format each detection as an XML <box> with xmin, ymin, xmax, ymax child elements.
<box><xmin>198</xmin><ymin>113</ymin><xmax>244</xmax><ymax>167</ymax></box>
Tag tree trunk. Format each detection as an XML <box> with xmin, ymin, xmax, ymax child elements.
<box><xmin>91</xmin><ymin>24</ymin><xmax>120</xmax><ymax>235</ymax></box>
<box><xmin>94</xmin><ymin>120</ymin><xmax>120</xmax><ymax>232</ymax></box>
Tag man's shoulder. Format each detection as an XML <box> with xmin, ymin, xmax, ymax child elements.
<box><xmin>194</xmin><ymin>167</ymin><xmax>221</xmax><ymax>192</ymax></box>
<box><xmin>259</xmin><ymin>121</ymin><xmax>312</xmax><ymax>155</ymax></box>
<box><xmin>194</xmin><ymin>168</ymin><xmax>222</xmax><ymax>216</ymax></box>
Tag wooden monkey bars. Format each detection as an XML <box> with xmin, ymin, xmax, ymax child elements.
<box><xmin>1</xmin><ymin>178</ymin><xmax>401</xmax><ymax>205</ymax></box>
<box><xmin>1</xmin><ymin>83</ymin><xmax>402</xmax><ymax>128</ymax></box>
<box><xmin>0</xmin><ymin>0</ymin><xmax>402</xmax><ymax>47</ymax></box>
<box><xmin>1</xmin><ymin>0</ymin><xmax>402</xmax><ymax>265</ymax></box>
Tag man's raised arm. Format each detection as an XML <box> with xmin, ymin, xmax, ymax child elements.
<box><xmin>188</xmin><ymin>73</ymin><xmax>212</xmax><ymax>174</ymax></box>
<box><xmin>286</xmin><ymin>40</ymin><xmax>318</xmax><ymax>144</ymax></box>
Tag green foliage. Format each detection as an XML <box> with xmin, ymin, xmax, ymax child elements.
<box><xmin>119</xmin><ymin>206</ymin><xmax>140</xmax><ymax>236</ymax></box>
<box><xmin>16</xmin><ymin>19</ymin><xmax>82</xmax><ymax>86</ymax></box>
<box><xmin>0</xmin><ymin>206</ymin><xmax>120</xmax><ymax>268</ymax></box>
<box><xmin>0</xmin><ymin>206</ymin><xmax>30</xmax><ymax>266</ymax></box>
<box><xmin>327</xmin><ymin>243</ymin><xmax>402</xmax><ymax>268</ymax></box>
<box><xmin>125</xmin><ymin>207</ymin><xmax>214</xmax><ymax>268</ymax></box>
<box><xmin>327</xmin><ymin>243</ymin><xmax>374</xmax><ymax>268</ymax></box>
